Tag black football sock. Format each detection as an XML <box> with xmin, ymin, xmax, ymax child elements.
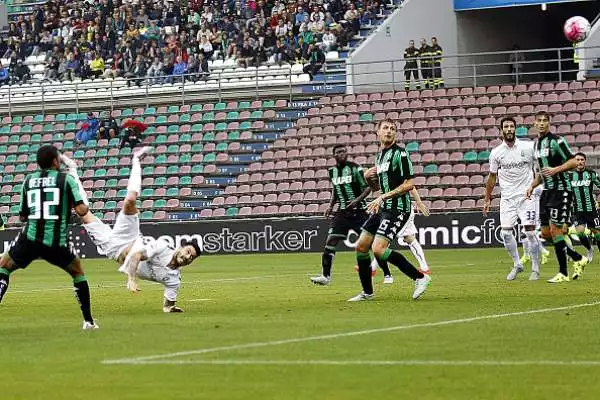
<box><xmin>566</xmin><ymin>245</ymin><xmax>583</xmax><ymax>262</ymax></box>
<box><xmin>553</xmin><ymin>237</ymin><xmax>569</xmax><ymax>276</ymax></box>
<box><xmin>0</xmin><ymin>268</ymin><xmax>10</xmax><ymax>303</ymax></box>
<box><xmin>73</xmin><ymin>276</ymin><xmax>94</xmax><ymax>324</ymax></box>
<box><xmin>382</xmin><ymin>248</ymin><xmax>424</xmax><ymax>281</ymax></box>
<box><xmin>374</xmin><ymin>256</ymin><xmax>392</xmax><ymax>276</ymax></box>
<box><xmin>321</xmin><ymin>246</ymin><xmax>336</xmax><ymax>278</ymax></box>
<box><xmin>578</xmin><ymin>233</ymin><xmax>592</xmax><ymax>251</ymax></box>
<box><xmin>356</xmin><ymin>252</ymin><xmax>373</xmax><ymax>295</ymax></box>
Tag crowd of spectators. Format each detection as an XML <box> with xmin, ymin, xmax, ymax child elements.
<box><xmin>0</xmin><ymin>0</ymin><xmax>390</xmax><ymax>85</ymax></box>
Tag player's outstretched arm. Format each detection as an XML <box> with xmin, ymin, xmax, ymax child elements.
<box><xmin>526</xmin><ymin>174</ymin><xmax>543</xmax><ymax>199</ymax></box>
<box><xmin>367</xmin><ymin>179</ymin><xmax>414</xmax><ymax>214</ymax></box>
<box><xmin>122</xmin><ymin>250</ymin><xmax>147</xmax><ymax>292</ymax></box>
<box><xmin>410</xmin><ymin>187</ymin><xmax>430</xmax><ymax>216</ymax></box>
<box><xmin>541</xmin><ymin>157</ymin><xmax>577</xmax><ymax>177</ymax></box>
<box><xmin>483</xmin><ymin>172</ymin><xmax>496</xmax><ymax>216</ymax></box>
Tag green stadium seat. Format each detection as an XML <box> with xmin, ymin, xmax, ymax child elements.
<box><xmin>33</xmin><ymin>115</ymin><xmax>44</xmax><ymax>123</ymax></box>
<box><xmin>405</xmin><ymin>142</ymin><xmax>419</xmax><ymax>152</ymax></box>
<box><xmin>15</xmin><ymin>164</ymin><xmax>26</xmax><ymax>173</ymax></box>
<box><xmin>8</xmin><ymin>135</ymin><xmax>19</xmax><ymax>143</ymax></box>
<box><xmin>10</xmin><ymin>205</ymin><xmax>20</xmax><ymax>214</ymax></box>
<box><xmin>155</xmin><ymin>155</ymin><xmax>167</xmax><ymax>164</ymax></box>
<box><xmin>142</xmin><ymin>188</ymin><xmax>154</xmax><ymax>197</ymax></box>
<box><xmin>28</xmin><ymin>153</ymin><xmax>36</xmax><ymax>162</ymax></box>
<box><xmin>226</xmin><ymin>207</ymin><xmax>239</xmax><ymax>217</ymax></box>
<box><xmin>53</xmin><ymin>133</ymin><xmax>64</xmax><ymax>141</ymax></box>
<box><xmin>180</xmin><ymin>133</ymin><xmax>191</xmax><ymax>142</ymax></box>
<box><xmin>423</xmin><ymin>164</ymin><xmax>438</xmax><ymax>174</ymax></box>
<box><xmin>155</xmin><ymin>176</ymin><xmax>167</xmax><ymax>186</ymax></box>
<box><xmin>31</xmin><ymin>134</ymin><xmax>41</xmax><ymax>143</ymax></box>
<box><xmin>215</xmin><ymin>122</ymin><xmax>227</xmax><ymax>131</ymax></box>
<box><xmin>251</xmin><ymin>110</ymin><xmax>263</xmax><ymax>119</ymax></box>
<box><xmin>214</xmin><ymin>102</ymin><xmax>226</xmax><ymax>111</ymax></box>
<box><xmin>11</xmin><ymin>115</ymin><xmax>22</xmax><ymax>123</ymax></box>
<box><xmin>179</xmin><ymin>176</ymin><xmax>192</xmax><ymax>185</ymax></box>
<box><xmin>167</xmin><ymin>125</ymin><xmax>179</xmax><ymax>134</ymax></box>
<box><xmin>106</xmin><ymin>179</ymin><xmax>118</xmax><ymax>188</ymax></box>
<box><xmin>202</xmin><ymin>112</ymin><xmax>215</xmax><ymax>122</ymax></box>
<box><xmin>6</xmin><ymin>155</ymin><xmax>16</xmax><ymax>163</ymax></box>
<box><xmin>166</xmin><ymin>188</ymin><xmax>179</xmax><ymax>197</ymax></box>
<box><xmin>96</xmin><ymin>149</ymin><xmax>108</xmax><ymax>157</ymax></box>
<box><xmin>18</xmin><ymin>144</ymin><xmax>29</xmax><ymax>152</ymax></box>
<box><xmin>66</xmin><ymin>113</ymin><xmax>79</xmax><ymax>121</ymax></box>
<box><xmin>64</xmin><ymin>122</ymin><xmax>77</xmax><ymax>131</ymax></box>
<box><xmin>359</xmin><ymin>113</ymin><xmax>373</xmax><ymax>122</ymax></box>
<box><xmin>191</xmin><ymin>143</ymin><xmax>204</xmax><ymax>152</ymax></box>
<box><xmin>42</xmin><ymin>124</ymin><xmax>54</xmax><ymax>132</ymax></box>
<box><xmin>109</xmin><ymin>138</ymin><xmax>120</xmax><ymax>146</ymax></box>
<box><xmin>84</xmin><ymin>159</ymin><xmax>94</xmax><ymax>168</ymax></box>
<box><xmin>140</xmin><ymin>211</ymin><xmax>154</xmax><ymax>220</ymax></box>
<box><xmin>117</xmin><ymin>189</ymin><xmax>128</xmax><ymax>198</ymax></box>
<box><xmin>516</xmin><ymin>126</ymin><xmax>528</xmax><ymax>137</ymax></box>
<box><xmin>262</xmin><ymin>100</ymin><xmax>275</xmax><ymax>108</ymax></box>
<box><xmin>154</xmin><ymin>199</ymin><xmax>167</xmax><ymax>208</ymax></box>
<box><xmin>0</xmin><ymin>145</ymin><xmax>7</xmax><ymax>153</ymax></box>
<box><xmin>167</xmin><ymin>105</ymin><xmax>179</xmax><ymax>114</ymax></box>
<box><xmin>166</xmin><ymin>166</ymin><xmax>179</xmax><ymax>175</ymax></box>
<box><xmin>63</xmin><ymin>142</ymin><xmax>74</xmax><ymax>150</ymax></box>
<box><xmin>86</xmin><ymin>139</ymin><xmax>97</xmax><ymax>147</ymax></box>
<box><xmin>226</xmin><ymin>111</ymin><xmax>239</xmax><ymax>120</ymax></box>
<box><xmin>179</xmin><ymin>154</ymin><xmax>191</xmax><ymax>163</ymax></box>
<box><xmin>167</xmin><ymin>145</ymin><xmax>179</xmax><ymax>153</ymax></box>
<box><xmin>0</xmin><ymin>126</ymin><xmax>9</xmax><ymax>134</ymax></box>
<box><xmin>142</xmin><ymin>166</ymin><xmax>153</xmax><ymax>175</ymax></box>
<box><xmin>29</xmin><ymin>144</ymin><xmax>40</xmax><ymax>153</ymax></box>
<box><xmin>204</xmin><ymin>153</ymin><xmax>216</xmax><ymax>163</ymax></box>
<box><xmin>95</xmin><ymin>212</ymin><xmax>105</xmax><ymax>220</ymax></box>
<box><xmin>463</xmin><ymin>151</ymin><xmax>477</xmax><ymax>162</ymax></box>
<box><xmin>239</xmin><ymin>121</ymin><xmax>252</xmax><ymax>130</ymax></box>
<box><xmin>94</xmin><ymin>169</ymin><xmax>107</xmax><ymax>177</ymax></box>
<box><xmin>118</xmin><ymin>168</ymin><xmax>131</xmax><ymax>176</ymax></box>
<box><xmin>121</xmin><ymin>108</ymin><xmax>133</xmax><ymax>117</ymax></box>
<box><xmin>119</xmin><ymin>147</ymin><xmax>132</xmax><ymax>156</ymax></box>
<box><xmin>106</xmin><ymin>158</ymin><xmax>119</xmax><ymax>167</ymax></box>
<box><xmin>0</xmin><ymin>195</ymin><xmax>10</xmax><ymax>204</ymax></box>
<box><xmin>191</xmin><ymin>165</ymin><xmax>204</xmax><ymax>174</ymax></box>
<box><xmin>238</xmin><ymin>101</ymin><xmax>251</xmax><ymax>109</ymax></box>
<box><xmin>155</xmin><ymin>135</ymin><xmax>167</xmax><ymax>144</ymax></box>
<box><xmin>20</xmin><ymin>125</ymin><xmax>32</xmax><ymax>133</ymax></box>
<box><xmin>203</xmin><ymin>132</ymin><xmax>215</xmax><ymax>142</ymax></box>
<box><xmin>105</xmin><ymin>200</ymin><xmax>117</xmax><ymax>209</ymax></box>
<box><xmin>179</xmin><ymin>114</ymin><xmax>191</xmax><ymax>123</ymax></box>
<box><xmin>155</xmin><ymin>116</ymin><xmax>167</xmax><ymax>124</ymax></box>
<box><xmin>74</xmin><ymin>150</ymin><xmax>86</xmax><ymax>159</ymax></box>
<box><xmin>4</xmin><ymin>175</ymin><xmax>15</xmax><ymax>183</ymax></box>
<box><xmin>144</xmin><ymin>107</ymin><xmax>156</xmax><ymax>116</ymax></box>
<box><xmin>93</xmin><ymin>190</ymin><xmax>105</xmax><ymax>199</ymax></box>
<box><xmin>190</xmin><ymin>104</ymin><xmax>203</xmax><ymax>112</ymax></box>
<box><xmin>477</xmin><ymin>150</ymin><xmax>490</xmax><ymax>161</ymax></box>
<box><xmin>228</xmin><ymin>131</ymin><xmax>240</xmax><ymax>140</ymax></box>
<box><xmin>55</xmin><ymin>114</ymin><xmax>67</xmax><ymax>122</ymax></box>
<box><xmin>216</xmin><ymin>143</ymin><xmax>228</xmax><ymax>152</ymax></box>
<box><xmin>191</xmin><ymin>124</ymin><xmax>203</xmax><ymax>133</ymax></box>
<box><xmin>13</xmin><ymin>184</ymin><xmax>22</xmax><ymax>193</ymax></box>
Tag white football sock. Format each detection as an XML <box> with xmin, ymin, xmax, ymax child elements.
<box><xmin>408</xmin><ymin>239</ymin><xmax>429</xmax><ymax>272</ymax></box>
<box><xmin>127</xmin><ymin>155</ymin><xmax>142</xmax><ymax>195</ymax></box>
<box><xmin>525</xmin><ymin>230</ymin><xmax>540</xmax><ymax>273</ymax></box>
<box><xmin>502</xmin><ymin>229</ymin><xmax>521</xmax><ymax>266</ymax></box>
<box><xmin>522</xmin><ymin>237</ymin><xmax>531</xmax><ymax>258</ymax></box>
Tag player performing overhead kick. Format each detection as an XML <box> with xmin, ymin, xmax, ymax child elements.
<box><xmin>62</xmin><ymin>147</ymin><xmax>202</xmax><ymax>312</ymax></box>
<box><xmin>484</xmin><ymin>117</ymin><xmax>541</xmax><ymax>281</ymax></box>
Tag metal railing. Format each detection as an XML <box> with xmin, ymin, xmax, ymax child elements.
<box><xmin>346</xmin><ymin>45</ymin><xmax>600</xmax><ymax>94</ymax></box>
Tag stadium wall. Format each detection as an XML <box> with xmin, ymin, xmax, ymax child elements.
<box><xmin>346</xmin><ymin>0</ymin><xmax>459</xmax><ymax>93</ymax></box>
<box><xmin>1</xmin><ymin>213</ymin><xmax>510</xmax><ymax>256</ymax></box>
<box><xmin>578</xmin><ymin>15</ymin><xmax>600</xmax><ymax>79</ymax></box>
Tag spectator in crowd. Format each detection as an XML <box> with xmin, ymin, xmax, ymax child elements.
<box><xmin>13</xmin><ymin>59</ymin><xmax>31</xmax><ymax>83</ymax></box>
<box><xmin>75</xmin><ymin>112</ymin><xmax>100</xmax><ymax>145</ymax></box>
<box><xmin>303</xmin><ymin>43</ymin><xmax>325</xmax><ymax>80</ymax></box>
<box><xmin>98</xmin><ymin>116</ymin><xmax>120</xmax><ymax>140</ymax></box>
<box><xmin>322</xmin><ymin>27</ymin><xmax>337</xmax><ymax>52</ymax></box>
<box><xmin>89</xmin><ymin>51</ymin><xmax>105</xmax><ymax>78</ymax></box>
<box><xmin>44</xmin><ymin>56</ymin><xmax>60</xmax><ymax>80</ymax></box>
<box><xmin>0</xmin><ymin>60</ymin><xmax>9</xmax><ymax>85</ymax></box>
<box><xmin>173</xmin><ymin>55</ymin><xmax>188</xmax><ymax>82</ymax></box>
<box><xmin>124</xmin><ymin>54</ymin><xmax>147</xmax><ymax>86</ymax></box>
<box><xmin>146</xmin><ymin>56</ymin><xmax>163</xmax><ymax>83</ymax></box>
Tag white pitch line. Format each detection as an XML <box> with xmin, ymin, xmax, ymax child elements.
<box><xmin>102</xmin><ymin>300</ymin><xmax>600</xmax><ymax>365</ymax></box>
<box><xmin>187</xmin><ymin>299</ymin><xmax>213</xmax><ymax>302</ymax></box>
<box><xmin>112</xmin><ymin>359</ymin><xmax>600</xmax><ymax>367</ymax></box>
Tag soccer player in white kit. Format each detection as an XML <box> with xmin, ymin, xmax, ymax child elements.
<box><xmin>520</xmin><ymin>185</ymin><xmax>550</xmax><ymax>265</ymax></box>
<box><xmin>483</xmin><ymin>117</ymin><xmax>541</xmax><ymax>280</ymax></box>
<box><xmin>61</xmin><ymin>147</ymin><xmax>201</xmax><ymax>313</ymax></box>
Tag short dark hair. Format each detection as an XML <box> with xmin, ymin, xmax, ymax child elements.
<box><xmin>575</xmin><ymin>152</ymin><xmax>586</xmax><ymax>159</ymax></box>
<box><xmin>535</xmin><ymin>111</ymin><xmax>551</xmax><ymax>121</ymax></box>
<box><xmin>499</xmin><ymin>116</ymin><xmax>516</xmax><ymax>129</ymax></box>
<box><xmin>376</xmin><ymin>118</ymin><xmax>397</xmax><ymax>131</ymax></box>
<box><xmin>332</xmin><ymin>144</ymin><xmax>345</xmax><ymax>154</ymax></box>
<box><xmin>37</xmin><ymin>145</ymin><xmax>59</xmax><ymax>169</ymax></box>
<box><xmin>182</xmin><ymin>238</ymin><xmax>202</xmax><ymax>257</ymax></box>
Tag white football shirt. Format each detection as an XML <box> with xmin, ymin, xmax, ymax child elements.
<box><xmin>489</xmin><ymin>139</ymin><xmax>535</xmax><ymax>200</ymax></box>
<box><xmin>136</xmin><ymin>238</ymin><xmax>181</xmax><ymax>300</ymax></box>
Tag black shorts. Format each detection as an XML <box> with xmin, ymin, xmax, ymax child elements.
<box><xmin>7</xmin><ymin>232</ymin><xmax>77</xmax><ymax>270</ymax></box>
<box><xmin>539</xmin><ymin>190</ymin><xmax>572</xmax><ymax>227</ymax></box>
<box><xmin>362</xmin><ymin>209</ymin><xmax>411</xmax><ymax>242</ymax></box>
<box><xmin>573</xmin><ymin>211</ymin><xmax>600</xmax><ymax>229</ymax></box>
<box><xmin>328</xmin><ymin>209</ymin><xmax>369</xmax><ymax>238</ymax></box>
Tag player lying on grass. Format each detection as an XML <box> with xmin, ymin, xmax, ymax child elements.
<box><xmin>61</xmin><ymin>147</ymin><xmax>202</xmax><ymax>312</ymax></box>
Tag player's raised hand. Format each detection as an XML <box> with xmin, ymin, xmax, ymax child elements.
<box><xmin>364</xmin><ymin>166</ymin><xmax>377</xmax><ymax>179</ymax></box>
<box><xmin>482</xmin><ymin>198</ymin><xmax>490</xmax><ymax>216</ymax></box>
<box><xmin>416</xmin><ymin>201</ymin><xmax>430</xmax><ymax>216</ymax></box>
<box><xmin>324</xmin><ymin>206</ymin><xmax>333</xmax><ymax>218</ymax></box>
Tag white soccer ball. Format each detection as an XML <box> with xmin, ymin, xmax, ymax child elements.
<box><xmin>564</xmin><ymin>16</ymin><xmax>591</xmax><ymax>43</ymax></box>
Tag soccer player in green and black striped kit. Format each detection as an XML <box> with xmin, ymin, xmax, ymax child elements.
<box><xmin>350</xmin><ymin>119</ymin><xmax>431</xmax><ymax>301</ymax></box>
<box><xmin>0</xmin><ymin>145</ymin><xmax>98</xmax><ymax>329</ymax></box>
<box><xmin>526</xmin><ymin>112</ymin><xmax>587</xmax><ymax>283</ymax></box>
<box><xmin>569</xmin><ymin>152</ymin><xmax>600</xmax><ymax>278</ymax></box>
<box><xmin>310</xmin><ymin>145</ymin><xmax>379</xmax><ymax>285</ymax></box>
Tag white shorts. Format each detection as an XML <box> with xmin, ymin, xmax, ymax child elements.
<box><xmin>500</xmin><ymin>196</ymin><xmax>537</xmax><ymax>228</ymax></box>
<box><xmin>84</xmin><ymin>212</ymin><xmax>141</xmax><ymax>260</ymax></box>
<box><xmin>397</xmin><ymin>209</ymin><xmax>417</xmax><ymax>246</ymax></box>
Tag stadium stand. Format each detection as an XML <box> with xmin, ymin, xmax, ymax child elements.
<box><xmin>2</xmin><ymin>81</ymin><xmax>600</xmax><ymax>223</ymax></box>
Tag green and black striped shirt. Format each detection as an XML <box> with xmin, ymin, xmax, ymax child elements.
<box><xmin>375</xmin><ymin>144</ymin><xmax>414</xmax><ymax>212</ymax></box>
<box><xmin>571</xmin><ymin>169</ymin><xmax>600</xmax><ymax>213</ymax></box>
<box><xmin>534</xmin><ymin>133</ymin><xmax>574</xmax><ymax>191</ymax></box>
<box><xmin>328</xmin><ymin>162</ymin><xmax>369</xmax><ymax>210</ymax></box>
<box><xmin>19</xmin><ymin>170</ymin><xmax>84</xmax><ymax>248</ymax></box>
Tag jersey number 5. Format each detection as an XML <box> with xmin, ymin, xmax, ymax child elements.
<box><xmin>27</xmin><ymin>188</ymin><xmax>60</xmax><ymax>220</ymax></box>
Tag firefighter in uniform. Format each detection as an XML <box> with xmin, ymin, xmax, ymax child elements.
<box><xmin>431</xmin><ymin>36</ymin><xmax>444</xmax><ymax>88</ymax></box>
<box><xmin>404</xmin><ymin>40</ymin><xmax>420</xmax><ymax>90</ymax></box>
<box><xmin>418</xmin><ymin>38</ymin><xmax>432</xmax><ymax>89</ymax></box>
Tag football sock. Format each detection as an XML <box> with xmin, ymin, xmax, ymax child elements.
<box><xmin>501</xmin><ymin>229</ymin><xmax>521</xmax><ymax>266</ymax></box>
<box><xmin>61</xmin><ymin>154</ymin><xmax>89</xmax><ymax>205</ymax></box>
<box><xmin>522</xmin><ymin>238</ymin><xmax>531</xmax><ymax>257</ymax></box>
<box><xmin>73</xmin><ymin>276</ymin><xmax>94</xmax><ymax>324</ymax></box>
<box><xmin>381</xmin><ymin>248</ymin><xmax>424</xmax><ymax>280</ymax></box>
<box><xmin>127</xmin><ymin>155</ymin><xmax>142</xmax><ymax>195</ymax></box>
<box><xmin>525</xmin><ymin>231</ymin><xmax>540</xmax><ymax>273</ymax></box>
<box><xmin>321</xmin><ymin>246</ymin><xmax>336</xmax><ymax>278</ymax></box>
<box><xmin>578</xmin><ymin>233</ymin><xmax>592</xmax><ymax>251</ymax></box>
<box><xmin>553</xmin><ymin>236</ymin><xmax>569</xmax><ymax>276</ymax></box>
<box><xmin>408</xmin><ymin>239</ymin><xmax>429</xmax><ymax>272</ymax></box>
<box><xmin>0</xmin><ymin>268</ymin><xmax>10</xmax><ymax>303</ymax></box>
<box><xmin>595</xmin><ymin>233</ymin><xmax>600</xmax><ymax>251</ymax></box>
<box><xmin>374</xmin><ymin>257</ymin><xmax>391</xmax><ymax>276</ymax></box>
<box><xmin>356</xmin><ymin>252</ymin><xmax>373</xmax><ymax>295</ymax></box>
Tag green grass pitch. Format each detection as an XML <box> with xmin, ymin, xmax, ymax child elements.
<box><xmin>2</xmin><ymin>248</ymin><xmax>600</xmax><ymax>400</ymax></box>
